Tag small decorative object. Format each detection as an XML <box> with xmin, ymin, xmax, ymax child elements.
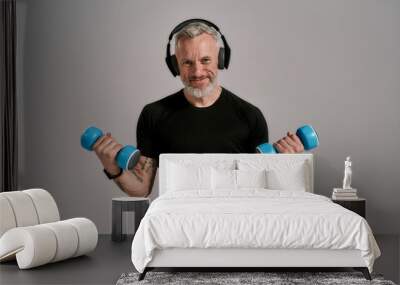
<box><xmin>332</xmin><ymin>156</ymin><xmax>358</xmax><ymax>200</ymax></box>
<box><xmin>342</xmin><ymin>156</ymin><xmax>352</xmax><ymax>189</ymax></box>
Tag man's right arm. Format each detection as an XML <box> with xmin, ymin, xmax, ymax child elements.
<box><xmin>92</xmin><ymin>132</ymin><xmax>157</xmax><ymax>197</ymax></box>
<box><xmin>112</xmin><ymin>155</ymin><xmax>157</xmax><ymax>197</ymax></box>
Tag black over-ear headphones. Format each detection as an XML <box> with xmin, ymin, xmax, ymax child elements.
<box><xmin>165</xmin><ymin>18</ymin><xmax>231</xmax><ymax>77</ymax></box>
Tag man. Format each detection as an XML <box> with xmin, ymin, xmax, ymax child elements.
<box><xmin>93</xmin><ymin>21</ymin><xmax>304</xmax><ymax>197</ymax></box>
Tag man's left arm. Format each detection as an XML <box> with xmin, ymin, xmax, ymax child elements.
<box><xmin>250</xmin><ymin>107</ymin><xmax>304</xmax><ymax>154</ymax></box>
<box><xmin>273</xmin><ymin>132</ymin><xmax>304</xmax><ymax>153</ymax></box>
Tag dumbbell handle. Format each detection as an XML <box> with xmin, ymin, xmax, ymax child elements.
<box><xmin>80</xmin><ymin>126</ymin><xmax>140</xmax><ymax>170</ymax></box>
<box><xmin>257</xmin><ymin>124</ymin><xmax>319</xmax><ymax>154</ymax></box>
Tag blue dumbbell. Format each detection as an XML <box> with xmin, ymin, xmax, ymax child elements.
<box><xmin>257</xmin><ymin>124</ymin><xmax>319</xmax><ymax>153</ymax></box>
<box><xmin>80</xmin><ymin>126</ymin><xmax>141</xmax><ymax>170</ymax></box>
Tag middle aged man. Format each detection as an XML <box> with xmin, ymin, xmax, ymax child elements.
<box><xmin>93</xmin><ymin>19</ymin><xmax>304</xmax><ymax>197</ymax></box>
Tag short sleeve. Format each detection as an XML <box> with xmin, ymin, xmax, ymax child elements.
<box><xmin>249</xmin><ymin>107</ymin><xmax>269</xmax><ymax>152</ymax></box>
<box><xmin>136</xmin><ymin>105</ymin><xmax>159</xmax><ymax>164</ymax></box>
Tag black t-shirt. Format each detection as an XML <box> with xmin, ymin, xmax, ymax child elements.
<box><xmin>136</xmin><ymin>87</ymin><xmax>268</xmax><ymax>166</ymax></box>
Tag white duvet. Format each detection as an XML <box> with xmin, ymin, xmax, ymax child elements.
<box><xmin>131</xmin><ymin>189</ymin><xmax>380</xmax><ymax>273</ymax></box>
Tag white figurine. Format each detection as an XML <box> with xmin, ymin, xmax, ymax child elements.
<box><xmin>342</xmin><ymin>156</ymin><xmax>352</xmax><ymax>189</ymax></box>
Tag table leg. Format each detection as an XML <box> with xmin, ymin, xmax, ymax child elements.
<box><xmin>112</xmin><ymin>201</ymin><xmax>125</xmax><ymax>242</ymax></box>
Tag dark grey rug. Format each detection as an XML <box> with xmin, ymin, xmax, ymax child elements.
<box><xmin>116</xmin><ymin>271</ymin><xmax>396</xmax><ymax>285</ymax></box>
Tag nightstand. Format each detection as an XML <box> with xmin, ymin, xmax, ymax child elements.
<box><xmin>112</xmin><ymin>197</ymin><xmax>149</xmax><ymax>242</ymax></box>
<box><xmin>332</xmin><ymin>198</ymin><xmax>366</xmax><ymax>218</ymax></box>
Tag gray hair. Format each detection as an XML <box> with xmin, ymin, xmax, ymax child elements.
<box><xmin>175</xmin><ymin>22</ymin><xmax>220</xmax><ymax>50</ymax></box>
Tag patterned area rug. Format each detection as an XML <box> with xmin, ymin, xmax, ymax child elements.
<box><xmin>116</xmin><ymin>271</ymin><xmax>396</xmax><ymax>285</ymax></box>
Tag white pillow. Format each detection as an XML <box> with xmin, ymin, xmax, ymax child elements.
<box><xmin>211</xmin><ymin>168</ymin><xmax>236</xmax><ymax>190</ymax></box>
<box><xmin>167</xmin><ymin>162</ymin><xmax>211</xmax><ymax>191</ymax></box>
<box><xmin>266</xmin><ymin>166</ymin><xmax>307</xmax><ymax>191</ymax></box>
<box><xmin>237</xmin><ymin>158</ymin><xmax>309</xmax><ymax>191</ymax></box>
<box><xmin>211</xmin><ymin>169</ymin><xmax>268</xmax><ymax>190</ymax></box>
<box><xmin>237</xmin><ymin>169</ymin><xmax>267</xmax><ymax>188</ymax></box>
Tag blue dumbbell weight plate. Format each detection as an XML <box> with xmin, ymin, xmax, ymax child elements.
<box><xmin>256</xmin><ymin>143</ymin><xmax>277</xmax><ymax>154</ymax></box>
<box><xmin>117</xmin><ymin>146</ymin><xmax>141</xmax><ymax>170</ymax></box>
<box><xmin>81</xmin><ymin>126</ymin><xmax>103</xmax><ymax>151</ymax></box>
<box><xmin>296</xmin><ymin>125</ymin><xmax>319</xmax><ymax>150</ymax></box>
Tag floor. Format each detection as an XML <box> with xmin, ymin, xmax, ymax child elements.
<box><xmin>0</xmin><ymin>234</ymin><xmax>398</xmax><ymax>285</ymax></box>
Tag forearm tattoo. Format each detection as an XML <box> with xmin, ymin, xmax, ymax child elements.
<box><xmin>142</xmin><ymin>158</ymin><xmax>155</xmax><ymax>173</ymax></box>
<box><xmin>132</xmin><ymin>157</ymin><xmax>155</xmax><ymax>183</ymax></box>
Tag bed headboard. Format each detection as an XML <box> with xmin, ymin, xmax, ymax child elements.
<box><xmin>159</xmin><ymin>153</ymin><xmax>314</xmax><ymax>195</ymax></box>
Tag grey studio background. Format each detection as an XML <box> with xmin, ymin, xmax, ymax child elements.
<box><xmin>15</xmin><ymin>0</ymin><xmax>399</xmax><ymax>236</ymax></box>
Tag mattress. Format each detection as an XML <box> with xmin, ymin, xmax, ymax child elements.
<box><xmin>131</xmin><ymin>189</ymin><xmax>381</xmax><ymax>273</ymax></box>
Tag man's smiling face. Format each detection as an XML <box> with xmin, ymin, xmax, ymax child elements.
<box><xmin>175</xmin><ymin>33</ymin><xmax>219</xmax><ymax>97</ymax></box>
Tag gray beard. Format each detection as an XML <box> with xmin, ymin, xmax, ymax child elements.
<box><xmin>183</xmin><ymin>75</ymin><xmax>218</xmax><ymax>99</ymax></box>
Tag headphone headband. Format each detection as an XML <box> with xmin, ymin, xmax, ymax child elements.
<box><xmin>165</xmin><ymin>18</ymin><xmax>231</xmax><ymax>77</ymax></box>
<box><xmin>168</xmin><ymin>19</ymin><xmax>222</xmax><ymax>41</ymax></box>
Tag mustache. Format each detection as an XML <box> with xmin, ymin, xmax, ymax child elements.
<box><xmin>189</xmin><ymin>75</ymin><xmax>208</xmax><ymax>81</ymax></box>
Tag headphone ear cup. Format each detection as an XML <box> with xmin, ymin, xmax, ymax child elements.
<box><xmin>171</xmin><ymin>55</ymin><xmax>180</xmax><ymax>76</ymax></box>
<box><xmin>218</xmin><ymin>48</ymin><xmax>225</xmax><ymax>69</ymax></box>
<box><xmin>165</xmin><ymin>56</ymin><xmax>176</xmax><ymax>77</ymax></box>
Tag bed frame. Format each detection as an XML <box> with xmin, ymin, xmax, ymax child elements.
<box><xmin>138</xmin><ymin>154</ymin><xmax>371</xmax><ymax>280</ymax></box>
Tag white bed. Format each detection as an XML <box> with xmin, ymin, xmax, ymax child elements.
<box><xmin>131</xmin><ymin>154</ymin><xmax>380</xmax><ymax>280</ymax></box>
